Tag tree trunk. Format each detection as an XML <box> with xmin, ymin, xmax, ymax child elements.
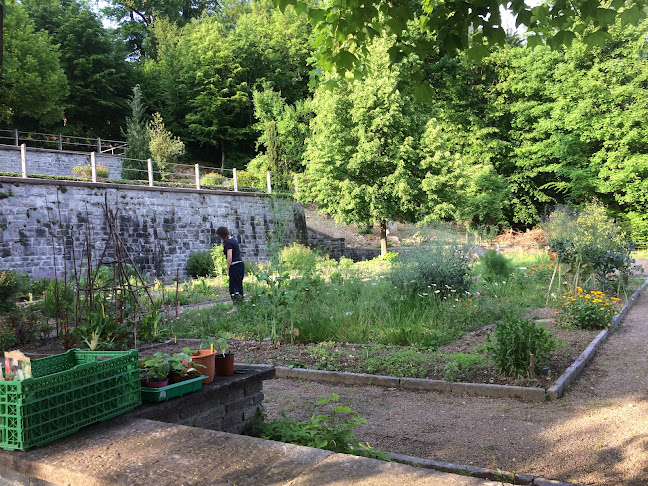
<box><xmin>380</xmin><ymin>219</ymin><xmax>388</xmax><ymax>256</ymax></box>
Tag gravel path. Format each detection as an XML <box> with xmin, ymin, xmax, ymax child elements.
<box><xmin>263</xmin><ymin>288</ymin><xmax>648</xmax><ymax>485</ymax></box>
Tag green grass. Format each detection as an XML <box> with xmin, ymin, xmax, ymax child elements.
<box><xmin>164</xmin><ymin>252</ymin><xmax>564</xmax><ymax>352</ymax></box>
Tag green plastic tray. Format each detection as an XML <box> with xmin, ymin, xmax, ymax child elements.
<box><xmin>141</xmin><ymin>375</ymin><xmax>205</xmax><ymax>402</ymax></box>
<box><xmin>0</xmin><ymin>349</ymin><xmax>141</xmax><ymax>451</ymax></box>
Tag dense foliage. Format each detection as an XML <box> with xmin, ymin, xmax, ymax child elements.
<box><xmin>4</xmin><ymin>0</ymin><xmax>648</xmax><ymax>236</ymax></box>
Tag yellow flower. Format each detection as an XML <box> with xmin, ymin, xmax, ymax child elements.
<box><xmin>611</xmin><ymin>297</ymin><xmax>620</xmax><ymax>302</ymax></box>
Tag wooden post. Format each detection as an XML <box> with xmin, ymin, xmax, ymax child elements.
<box><xmin>266</xmin><ymin>172</ymin><xmax>272</xmax><ymax>193</ymax></box>
<box><xmin>58</xmin><ymin>133</ymin><xmax>63</xmax><ymax>151</ymax></box>
<box><xmin>90</xmin><ymin>152</ymin><xmax>97</xmax><ymax>183</ymax></box>
<box><xmin>233</xmin><ymin>168</ymin><xmax>239</xmax><ymax>192</ymax></box>
<box><xmin>20</xmin><ymin>144</ymin><xmax>27</xmax><ymax>178</ymax></box>
<box><xmin>97</xmin><ymin>137</ymin><xmax>102</xmax><ymax>153</ymax></box>
<box><xmin>14</xmin><ymin>129</ymin><xmax>18</xmax><ymax>146</ymax></box>
<box><xmin>529</xmin><ymin>353</ymin><xmax>536</xmax><ymax>379</ymax></box>
<box><xmin>195</xmin><ymin>164</ymin><xmax>201</xmax><ymax>190</ymax></box>
<box><xmin>147</xmin><ymin>158</ymin><xmax>154</xmax><ymax>187</ymax></box>
<box><xmin>175</xmin><ymin>268</ymin><xmax>180</xmax><ymax>318</ymax></box>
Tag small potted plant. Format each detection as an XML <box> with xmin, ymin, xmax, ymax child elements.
<box><xmin>214</xmin><ymin>334</ymin><xmax>234</xmax><ymax>376</ymax></box>
<box><xmin>168</xmin><ymin>349</ymin><xmax>204</xmax><ymax>384</ymax></box>
<box><xmin>141</xmin><ymin>353</ymin><xmax>171</xmax><ymax>388</ymax></box>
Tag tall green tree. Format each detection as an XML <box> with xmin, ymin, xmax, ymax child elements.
<box><xmin>23</xmin><ymin>0</ymin><xmax>134</xmax><ymax>138</ymax></box>
<box><xmin>142</xmin><ymin>0</ymin><xmax>312</xmax><ymax>166</ymax></box>
<box><xmin>302</xmin><ymin>38</ymin><xmax>430</xmax><ymax>254</ymax></box>
<box><xmin>0</xmin><ymin>0</ymin><xmax>68</xmax><ymax>128</ymax></box>
<box><xmin>104</xmin><ymin>0</ymin><xmax>218</xmax><ymax>58</ymax></box>
<box><xmin>250</xmin><ymin>87</ymin><xmax>312</xmax><ymax>175</ymax></box>
<box><xmin>122</xmin><ymin>85</ymin><xmax>152</xmax><ymax>180</ymax></box>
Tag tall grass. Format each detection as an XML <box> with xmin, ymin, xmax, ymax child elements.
<box><xmin>165</xmin><ymin>250</ymin><xmax>558</xmax><ymax>350</ymax></box>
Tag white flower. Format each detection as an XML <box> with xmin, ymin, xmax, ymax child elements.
<box><xmin>434</xmin><ymin>290</ymin><xmax>441</xmax><ymax>294</ymax></box>
<box><xmin>345</xmin><ymin>311</ymin><xmax>353</xmax><ymax>316</ymax></box>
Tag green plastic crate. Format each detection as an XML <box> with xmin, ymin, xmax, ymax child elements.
<box><xmin>0</xmin><ymin>349</ymin><xmax>141</xmax><ymax>451</ymax></box>
<box><xmin>141</xmin><ymin>375</ymin><xmax>205</xmax><ymax>402</ymax></box>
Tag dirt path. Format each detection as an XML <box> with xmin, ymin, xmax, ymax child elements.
<box><xmin>263</xmin><ymin>289</ymin><xmax>648</xmax><ymax>485</ymax></box>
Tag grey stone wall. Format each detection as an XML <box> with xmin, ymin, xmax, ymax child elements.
<box><xmin>0</xmin><ymin>145</ymin><xmax>123</xmax><ymax>179</ymax></box>
<box><xmin>306</xmin><ymin>226</ymin><xmax>384</xmax><ymax>262</ymax></box>
<box><xmin>0</xmin><ymin>177</ymin><xmax>306</xmax><ymax>279</ymax></box>
<box><xmin>306</xmin><ymin>227</ymin><xmax>345</xmax><ymax>259</ymax></box>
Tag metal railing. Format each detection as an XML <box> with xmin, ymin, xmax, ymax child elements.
<box><xmin>1</xmin><ymin>144</ymin><xmax>297</xmax><ymax>195</ymax></box>
<box><xmin>0</xmin><ymin>128</ymin><xmax>127</xmax><ymax>155</ymax></box>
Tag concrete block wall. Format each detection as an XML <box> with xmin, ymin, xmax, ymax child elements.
<box><xmin>0</xmin><ymin>145</ymin><xmax>123</xmax><ymax>179</ymax></box>
<box><xmin>135</xmin><ymin>368</ymin><xmax>274</xmax><ymax>434</ymax></box>
<box><xmin>0</xmin><ymin>177</ymin><xmax>306</xmax><ymax>279</ymax></box>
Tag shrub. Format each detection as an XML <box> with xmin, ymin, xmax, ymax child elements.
<box><xmin>545</xmin><ymin>201</ymin><xmax>635</xmax><ymax>291</ymax></box>
<box><xmin>487</xmin><ymin>316</ymin><xmax>555</xmax><ymax>378</ymax></box>
<box><xmin>0</xmin><ymin>270</ymin><xmax>29</xmax><ymax>311</ymax></box>
<box><xmin>556</xmin><ymin>288</ymin><xmax>619</xmax><ymax>329</ymax></box>
<box><xmin>480</xmin><ymin>250</ymin><xmax>514</xmax><ymax>281</ymax></box>
<box><xmin>72</xmin><ymin>163</ymin><xmax>109</xmax><ymax>179</ymax></box>
<box><xmin>201</xmin><ymin>172</ymin><xmax>226</xmax><ymax>187</ymax></box>
<box><xmin>236</xmin><ymin>170</ymin><xmax>266</xmax><ymax>191</ymax></box>
<box><xmin>43</xmin><ymin>278</ymin><xmax>75</xmax><ymax>318</ymax></box>
<box><xmin>280</xmin><ymin>243</ymin><xmax>320</xmax><ymax>276</ymax></box>
<box><xmin>247</xmin><ymin>393</ymin><xmax>389</xmax><ymax>460</ymax></box>
<box><xmin>390</xmin><ymin>243</ymin><xmax>470</xmax><ymax>296</ymax></box>
<box><xmin>186</xmin><ymin>251</ymin><xmax>214</xmax><ymax>277</ymax></box>
<box><xmin>210</xmin><ymin>244</ymin><xmax>228</xmax><ymax>277</ymax></box>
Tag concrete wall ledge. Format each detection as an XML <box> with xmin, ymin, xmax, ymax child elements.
<box><xmin>0</xmin><ymin>417</ymin><xmax>518</xmax><ymax>486</ymax></box>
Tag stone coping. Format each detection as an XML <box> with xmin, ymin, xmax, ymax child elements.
<box><xmin>0</xmin><ymin>175</ymin><xmax>282</xmax><ymax>199</ymax></box>
<box><xmin>258</xmin><ymin>277</ymin><xmax>648</xmax><ymax>402</ymax></box>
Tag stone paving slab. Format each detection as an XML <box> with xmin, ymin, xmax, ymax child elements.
<box><xmin>0</xmin><ymin>417</ymin><xmax>506</xmax><ymax>486</ymax></box>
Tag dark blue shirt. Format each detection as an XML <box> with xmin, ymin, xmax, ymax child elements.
<box><xmin>224</xmin><ymin>237</ymin><xmax>242</xmax><ymax>262</ymax></box>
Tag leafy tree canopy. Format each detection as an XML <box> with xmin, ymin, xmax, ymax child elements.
<box><xmin>277</xmin><ymin>0</ymin><xmax>647</xmax><ymax>85</ymax></box>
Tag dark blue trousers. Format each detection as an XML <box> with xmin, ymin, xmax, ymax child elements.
<box><xmin>229</xmin><ymin>262</ymin><xmax>245</xmax><ymax>301</ymax></box>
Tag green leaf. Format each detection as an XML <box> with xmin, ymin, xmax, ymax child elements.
<box><xmin>620</xmin><ymin>5</ymin><xmax>645</xmax><ymax>26</ymax></box>
<box><xmin>466</xmin><ymin>44</ymin><xmax>491</xmax><ymax>61</ymax></box>
<box><xmin>548</xmin><ymin>30</ymin><xmax>576</xmax><ymax>49</ymax></box>
<box><xmin>307</xmin><ymin>8</ymin><xmax>327</xmax><ymax>23</ymax></box>
<box><xmin>332</xmin><ymin>50</ymin><xmax>358</xmax><ymax>72</ymax></box>
<box><xmin>583</xmin><ymin>29</ymin><xmax>612</xmax><ymax>47</ymax></box>
<box><xmin>580</xmin><ymin>0</ymin><xmax>600</xmax><ymax>20</ymax></box>
<box><xmin>526</xmin><ymin>35</ymin><xmax>544</xmax><ymax>49</ymax></box>
<box><xmin>277</xmin><ymin>0</ymin><xmax>290</xmax><ymax>13</ymax></box>
<box><xmin>333</xmin><ymin>406</ymin><xmax>352</xmax><ymax>413</ymax></box>
<box><xmin>413</xmin><ymin>83</ymin><xmax>435</xmax><ymax>102</ymax></box>
<box><xmin>595</xmin><ymin>8</ymin><xmax>617</xmax><ymax>26</ymax></box>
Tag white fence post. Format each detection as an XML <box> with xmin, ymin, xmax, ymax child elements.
<box><xmin>147</xmin><ymin>158</ymin><xmax>154</xmax><ymax>187</ymax></box>
<box><xmin>266</xmin><ymin>172</ymin><xmax>272</xmax><ymax>194</ymax></box>
<box><xmin>91</xmin><ymin>152</ymin><xmax>97</xmax><ymax>183</ymax></box>
<box><xmin>20</xmin><ymin>144</ymin><xmax>27</xmax><ymax>178</ymax></box>
<box><xmin>195</xmin><ymin>164</ymin><xmax>201</xmax><ymax>190</ymax></box>
<box><xmin>233</xmin><ymin>168</ymin><xmax>238</xmax><ymax>192</ymax></box>
<box><xmin>14</xmin><ymin>129</ymin><xmax>19</xmax><ymax>146</ymax></box>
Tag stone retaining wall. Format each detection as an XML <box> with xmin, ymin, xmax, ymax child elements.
<box><xmin>0</xmin><ymin>145</ymin><xmax>123</xmax><ymax>179</ymax></box>
<box><xmin>0</xmin><ymin>177</ymin><xmax>306</xmax><ymax>279</ymax></box>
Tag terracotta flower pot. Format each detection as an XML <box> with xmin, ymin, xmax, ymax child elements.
<box><xmin>215</xmin><ymin>353</ymin><xmax>234</xmax><ymax>376</ymax></box>
<box><xmin>191</xmin><ymin>350</ymin><xmax>217</xmax><ymax>384</ymax></box>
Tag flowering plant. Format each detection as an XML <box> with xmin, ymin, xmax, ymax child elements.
<box><xmin>555</xmin><ymin>288</ymin><xmax>620</xmax><ymax>330</ymax></box>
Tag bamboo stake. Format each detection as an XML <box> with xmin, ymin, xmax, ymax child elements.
<box><xmin>529</xmin><ymin>354</ymin><xmax>535</xmax><ymax>379</ymax></box>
